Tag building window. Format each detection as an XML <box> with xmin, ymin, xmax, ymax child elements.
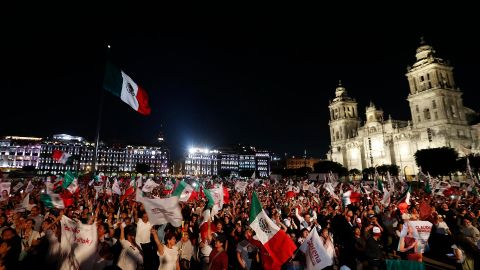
<box><xmin>434</xmin><ymin>111</ymin><xmax>438</xmax><ymax>120</ymax></box>
<box><xmin>432</xmin><ymin>100</ymin><xmax>436</xmax><ymax>109</ymax></box>
<box><xmin>416</xmin><ymin>105</ymin><xmax>419</xmax><ymax>113</ymax></box>
<box><xmin>417</xmin><ymin>115</ymin><xmax>421</xmax><ymax>122</ymax></box>
<box><xmin>424</xmin><ymin>108</ymin><xmax>431</xmax><ymax>120</ymax></box>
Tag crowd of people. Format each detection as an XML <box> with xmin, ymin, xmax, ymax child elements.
<box><xmin>0</xmin><ymin>173</ymin><xmax>479</xmax><ymax>270</ymax></box>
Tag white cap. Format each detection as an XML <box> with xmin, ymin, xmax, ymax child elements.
<box><xmin>283</xmin><ymin>219</ymin><xmax>291</xmax><ymax>227</ymax></box>
<box><xmin>373</xmin><ymin>226</ymin><xmax>381</xmax><ymax>234</ymax></box>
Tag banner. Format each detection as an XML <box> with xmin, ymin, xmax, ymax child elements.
<box><xmin>12</xmin><ymin>182</ymin><xmax>23</xmax><ymax>193</ymax></box>
<box><xmin>0</xmin><ymin>182</ymin><xmax>11</xmax><ymax>201</ymax></box>
<box><xmin>398</xmin><ymin>220</ymin><xmax>432</xmax><ymax>253</ymax></box>
<box><xmin>299</xmin><ymin>227</ymin><xmax>333</xmax><ymax>270</ymax></box>
<box><xmin>60</xmin><ymin>216</ymin><xmax>98</xmax><ymax>270</ymax></box>
<box><xmin>141</xmin><ymin>196</ymin><xmax>182</xmax><ymax>227</ymax></box>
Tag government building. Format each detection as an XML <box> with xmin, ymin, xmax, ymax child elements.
<box><xmin>328</xmin><ymin>39</ymin><xmax>480</xmax><ymax>175</ymax></box>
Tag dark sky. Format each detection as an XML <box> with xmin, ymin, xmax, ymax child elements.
<box><xmin>2</xmin><ymin>7</ymin><xmax>479</xmax><ymax>160</ymax></box>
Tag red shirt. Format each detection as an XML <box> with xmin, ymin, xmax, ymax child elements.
<box><xmin>209</xmin><ymin>249</ymin><xmax>228</xmax><ymax>270</ymax></box>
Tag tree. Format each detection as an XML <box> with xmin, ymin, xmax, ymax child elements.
<box><xmin>457</xmin><ymin>154</ymin><xmax>480</xmax><ymax>178</ymax></box>
<box><xmin>349</xmin><ymin>168</ymin><xmax>361</xmax><ymax>181</ymax></box>
<box><xmin>414</xmin><ymin>147</ymin><xmax>458</xmax><ymax>177</ymax></box>
<box><xmin>313</xmin><ymin>161</ymin><xmax>348</xmax><ymax>176</ymax></box>
<box><xmin>135</xmin><ymin>163</ymin><xmax>150</xmax><ymax>174</ymax></box>
<box><xmin>376</xmin><ymin>164</ymin><xmax>399</xmax><ymax>177</ymax></box>
<box><xmin>362</xmin><ymin>167</ymin><xmax>375</xmax><ymax>180</ymax></box>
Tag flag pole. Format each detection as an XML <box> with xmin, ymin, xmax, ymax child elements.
<box><xmin>93</xmin><ymin>44</ymin><xmax>111</xmax><ymax>175</ymax></box>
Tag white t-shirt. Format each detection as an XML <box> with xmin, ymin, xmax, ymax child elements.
<box><xmin>158</xmin><ymin>245</ymin><xmax>178</xmax><ymax>270</ymax></box>
<box><xmin>117</xmin><ymin>239</ymin><xmax>143</xmax><ymax>270</ymax></box>
<box><xmin>136</xmin><ymin>219</ymin><xmax>152</xmax><ymax>244</ymax></box>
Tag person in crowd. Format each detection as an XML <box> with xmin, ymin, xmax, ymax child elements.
<box><xmin>177</xmin><ymin>232</ymin><xmax>193</xmax><ymax>270</ymax></box>
<box><xmin>236</xmin><ymin>228</ymin><xmax>259</xmax><ymax>270</ymax></box>
<box><xmin>320</xmin><ymin>227</ymin><xmax>336</xmax><ymax>270</ymax></box>
<box><xmin>19</xmin><ymin>218</ymin><xmax>40</xmax><ymax>261</ymax></box>
<box><xmin>209</xmin><ymin>234</ymin><xmax>228</xmax><ymax>270</ymax></box>
<box><xmin>398</xmin><ymin>223</ymin><xmax>422</xmax><ymax>262</ymax></box>
<box><xmin>117</xmin><ymin>223</ymin><xmax>143</xmax><ymax>270</ymax></box>
<box><xmin>354</xmin><ymin>226</ymin><xmax>366</xmax><ymax>270</ymax></box>
<box><xmin>460</xmin><ymin>217</ymin><xmax>480</xmax><ymax>251</ymax></box>
<box><xmin>152</xmin><ymin>229</ymin><xmax>180</xmax><ymax>270</ymax></box>
<box><xmin>134</xmin><ymin>210</ymin><xmax>154</xmax><ymax>270</ymax></box>
<box><xmin>365</xmin><ymin>226</ymin><xmax>385</xmax><ymax>270</ymax></box>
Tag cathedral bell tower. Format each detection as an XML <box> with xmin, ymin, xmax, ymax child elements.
<box><xmin>328</xmin><ymin>81</ymin><xmax>360</xmax><ymax>164</ymax></box>
<box><xmin>406</xmin><ymin>38</ymin><xmax>467</xmax><ymax>128</ymax></box>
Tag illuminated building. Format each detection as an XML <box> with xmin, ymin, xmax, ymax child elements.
<box><xmin>1</xmin><ymin>133</ymin><xmax>169</xmax><ymax>176</ymax></box>
<box><xmin>185</xmin><ymin>148</ymin><xmax>219</xmax><ymax>176</ymax></box>
<box><xmin>184</xmin><ymin>145</ymin><xmax>271</xmax><ymax>176</ymax></box>
<box><xmin>0</xmin><ymin>136</ymin><xmax>42</xmax><ymax>171</ymax></box>
<box><xmin>328</xmin><ymin>39</ymin><xmax>480</xmax><ymax>175</ymax></box>
<box><xmin>286</xmin><ymin>157</ymin><xmax>321</xmax><ymax>170</ymax></box>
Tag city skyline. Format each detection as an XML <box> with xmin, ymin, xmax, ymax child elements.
<box><xmin>3</xmin><ymin>10</ymin><xmax>479</xmax><ymax>160</ymax></box>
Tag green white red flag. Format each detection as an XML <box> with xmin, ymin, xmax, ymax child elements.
<box><xmin>249</xmin><ymin>192</ymin><xmax>297</xmax><ymax>266</ymax></box>
<box><xmin>103</xmin><ymin>61</ymin><xmax>151</xmax><ymax>115</ymax></box>
<box><xmin>172</xmin><ymin>181</ymin><xmax>196</xmax><ymax>202</ymax></box>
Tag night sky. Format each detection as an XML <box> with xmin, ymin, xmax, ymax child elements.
<box><xmin>2</xmin><ymin>8</ymin><xmax>479</xmax><ymax>160</ymax></box>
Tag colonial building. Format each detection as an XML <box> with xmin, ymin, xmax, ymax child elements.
<box><xmin>328</xmin><ymin>39</ymin><xmax>479</xmax><ymax>175</ymax></box>
<box><xmin>286</xmin><ymin>157</ymin><xmax>321</xmax><ymax>171</ymax></box>
<box><xmin>0</xmin><ymin>136</ymin><xmax>42</xmax><ymax>171</ymax></box>
<box><xmin>1</xmin><ymin>133</ymin><xmax>169</xmax><ymax>176</ymax></box>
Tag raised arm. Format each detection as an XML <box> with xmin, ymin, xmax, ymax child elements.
<box><xmin>151</xmin><ymin>227</ymin><xmax>164</xmax><ymax>255</ymax></box>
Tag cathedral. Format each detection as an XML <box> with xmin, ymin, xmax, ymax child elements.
<box><xmin>328</xmin><ymin>39</ymin><xmax>480</xmax><ymax>175</ymax></box>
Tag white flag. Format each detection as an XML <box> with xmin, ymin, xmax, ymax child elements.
<box><xmin>60</xmin><ymin>216</ymin><xmax>98</xmax><ymax>269</ymax></box>
<box><xmin>381</xmin><ymin>189</ymin><xmax>391</xmax><ymax>207</ymax></box>
<box><xmin>112</xmin><ymin>179</ymin><xmax>122</xmax><ymax>195</ymax></box>
<box><xmin>141</xmin><ymin>196</ymin><xmax>182</xmax><ymax>227</ymax></box>
<box><xmin>25</xmin><ymin>181</ymin><xmax>34</xmax><ymax>193</ymax></box>
<box><xmin>299</xmin><ymin>228</ymin><xmax>333</xmax><ymax>270</ymax></box>
<box><xmin>234</xmin><ymin>181</ymin><xmax>248</xmax><ymax>193</ymax></box>
<box><xmin>323</xmin><ymin>182</ymin><xmax>339</xmax><ymax>200</ymax></box>
<box><xmin>142</xmin><ymin>179</ymin><xmax>159</xmax><ymax>193</ymax></box>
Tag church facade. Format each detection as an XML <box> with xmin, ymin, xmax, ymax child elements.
<box><xmin>328</xmin><ymin>40</ymin><xmax>480</xmax><ymax>175</ymax></box>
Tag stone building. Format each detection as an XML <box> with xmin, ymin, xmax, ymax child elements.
<box><xmin>328</xmin><ymin>39</ymin><xmax>479</xmax><ymax>175</ymax></box>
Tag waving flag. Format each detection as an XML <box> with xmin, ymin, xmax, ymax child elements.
<box><xmin>103</xmin><ymin>61</ymin><xmax>151</xmax><ymax>115</ymax></box>
<box><xmin>52</xmin><ymin>150</ymin><xmax>71</xmax><ymax>164</ymax></box>
<box><xmin>342</xmin><ymin>190</ymin><xmax>361</xmax><ymax>207</ymax></box>
<box><xmin>142</xmin><ymin>179</ymin><xmax>160</xmax><ymax>193</ymax></box>
<box><xmin>141</xmin><ymin>196</ymin><xmax>182</xmax><ymax>227</ymax></box>
<box><xmin>249</xmin><ymin>192</ymin><xmax>297</xmax><ymax>266</ymax></box>
<box><xmin>172</xmin><ymin>181</ymin><xmax>195</xmax><ymax>202</ymax></box>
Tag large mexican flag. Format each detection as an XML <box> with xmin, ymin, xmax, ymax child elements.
<box><xmin>249</xmin><ymin>192</ymin><xmax>297</xmax><ymax>266</ymax></box>
<box><xmin>103</xmin><ymin>61</ymin><xmax>151</xmax><ymax>115</ymax></box>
